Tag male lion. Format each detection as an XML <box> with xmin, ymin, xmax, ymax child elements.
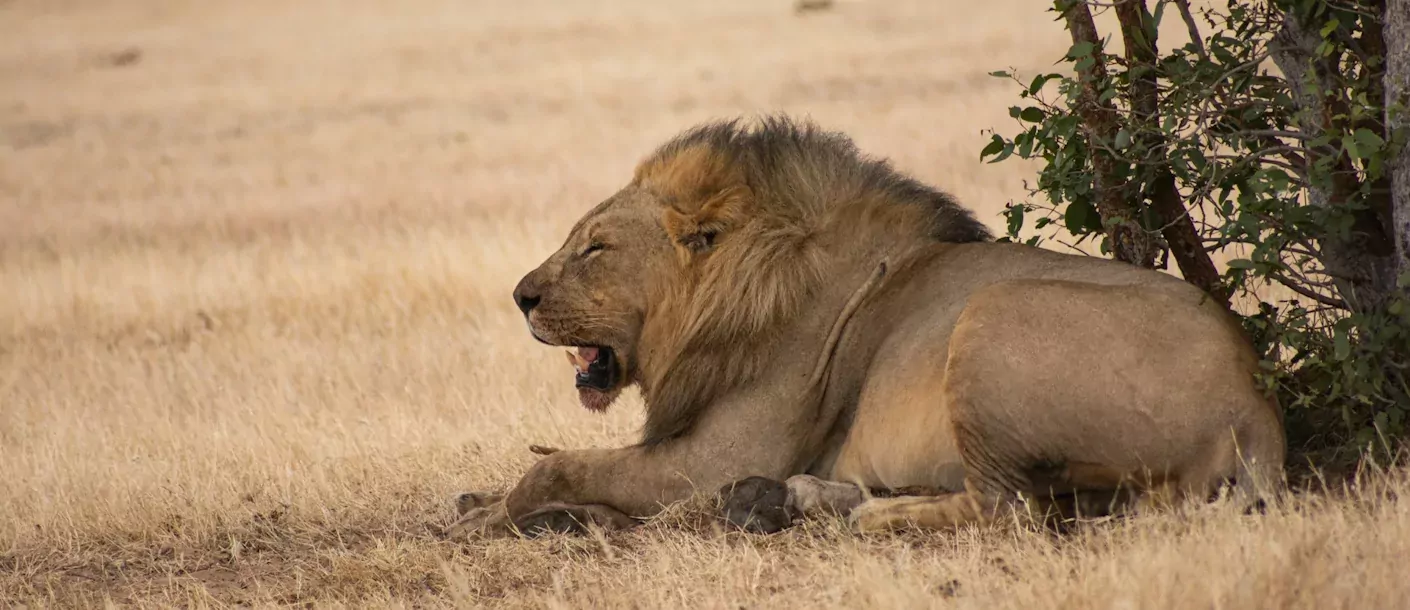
<box><xmin>447</xmin><ymin>116</ymin><xmax>1285</xmax><ymax>538</ymax></box>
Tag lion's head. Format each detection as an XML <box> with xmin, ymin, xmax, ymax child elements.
<box><xmin>512</xmin><ymin>116</ymin><xmax>991</xmax><ymax>442</ymax></box>
<box><xmin>511</xmin><ymin>185</ymin><xmax>673</xmax><ymax>412</ymax></box>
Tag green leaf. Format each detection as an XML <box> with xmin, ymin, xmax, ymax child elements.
<box><xmin>1344</xmin><ymin>135</ymin><xmax>1362</xmax><ymax>160</ymax></box>
<box><xmin>1018</xmin><ymin>127</ymin><xmax>1037</xmax><ymax>157</ymax></box>
<box><xmin>989</xmin><ymin>70</ymin><xmax>1012</xmax><ymax>78</ymax></box>
<box><xmin>1067</xmin><ymin>41</ymin><xmax>1095</xmax><ymax>59</ymax></box>
<box><xmin>1353</xmin><ymin>127</ymin><xmax>1385</xmax><ymax>151</ymax></box>
<box><xmin>980</xmin><ymin>135</ymin><xmax>1006</xmax><ymax>160</ymax></box>
<box><xmin>1020</xmin><ymin>107</ymin><xmax>1046</xmax><ymax>122</ymax></box>
<box><xmin>1319</xmin><ymin>17</ymin><xmax>1339</xmax><ymax>38</ymax></box>
<box><xmin>1114</xmin><ymin>128</ymin><xmax>1131</xmax><ymax>150</ymax></box>
<box><xmin>1130</xmin><ymin>26</ymin><xmax>1148</xmax><ymax>50</ymax></box>
<box><xmin>1333</xmin><ymin>327</ymin><xmax>1351</xmax><ymax>360</ymax></box>
<box><xmin>1028</xmin><ymin>73</ymin><xmax>1061</xmax><ymax>94</ymax></box>
<box><xmin>1226</xmin><ymin>259</ymin><xmax>1256</xmax><ymax>270</ymax></box>
<box><xmin>987</xmin><ymin>141</ymin><xmax>1015</xmax><ymax>164</ymax></box>
<box><xmin>1005</xmin><ymin>203</ymin><xmax>1026</xmax><ymax>236</ymax></box>
<box><xmin>1064</xmin><ymin>198</ymin><xmax>1098</xmax><ymax>234</ymax></box>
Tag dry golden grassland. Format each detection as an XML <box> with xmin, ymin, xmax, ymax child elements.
<box><xmin>2</xmin><ymin>0</ymin><xmax>1407</xmax><ymax>607</ymax></box>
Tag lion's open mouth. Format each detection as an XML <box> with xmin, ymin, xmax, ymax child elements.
<box><xmin>565</xmin><ymin>346</ymin><xmax>619</xmax><ymax>391</ymax></box>
<box><xmin>565</xmin><ymin>346</ymin><xmax>621</xmax><ymax>412</ymax></box>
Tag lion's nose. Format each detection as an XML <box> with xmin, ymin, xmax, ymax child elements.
<box><xmin>513</xmin><ymin>279</ymin><xmax>541</xmax><ymax>315</ymax></box>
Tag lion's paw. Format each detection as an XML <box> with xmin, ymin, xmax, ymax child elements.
<box><xmin>455</xmin><ymin>491</ymin><xmax>503</xmax><ymax>516</ymax></box>
<box><xmin>514</xmin><ymin>503</ymin><xmax>640</xmax><ymax>538</ymax></box>
<box><xmin>442</xmin><ymin>491</ymin><xmax>515</xmax><ymax>541</ymax></box>
<box><xmin>784</xmin><ymin>474</ymin><xmax>864</xmax><ymax>519</ymax></box>
<box><xmin>716</xmin><ymin>476</ymin><xmax>795</xmax><ymax>534</ymax></box>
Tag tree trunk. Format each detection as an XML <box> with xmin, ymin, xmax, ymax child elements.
<box><xmin>1058</xmin><ymin>0</ymin><xmax>1163</xmax><ymax>269</ymax></box>
<box><xmin>1388</xmin><ymin>0</ymin><xmax>1410</xmax><ymax>286</ymax></box>
<box><xmin>1113</xmin><ymin>0</ymin><xmax>1230</xmax><ymax>307</ymax></box>
<box><xmin>1271</xmin><ymin>10</ymin><xmax>1401</xmax><ymax>311</ymax></box>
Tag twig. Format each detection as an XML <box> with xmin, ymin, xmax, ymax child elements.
<box><xmin>1268</xmin><ymin>272</ymin><xmax>1348</xmax><ymax>309</ymax></box>
<box><xmin>1171</xmin><ymin>0</ymin><xmax>1208</xmax><ymax>58</ymax></box>
<box><xmin>1211</xmin><ymin>153</ymin><xmax>1304</xmax><ymax>174</ymax></box>
<box><xmin>1239</xmin><ymin>129</ymin><xmax>1315</xmax><ymax>141</ymax></box>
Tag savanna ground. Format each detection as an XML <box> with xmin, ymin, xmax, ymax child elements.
<box><xmin>2</xmin><ymin>0</ymin><xmax>1408</xmax><ymax>607</ymax></box>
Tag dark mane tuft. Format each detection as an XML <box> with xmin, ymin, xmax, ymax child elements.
<box><xmin>645</xmin><ymin>115</ymin><xmax>993</xmax><ymax>244</ymax></box>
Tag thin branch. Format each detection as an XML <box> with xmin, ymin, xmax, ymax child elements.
<box><xmin>1268</xmin><ymin>272</ymin><xmax>1349</xmax><ymax>309</ymax></box>
<box><xmin>1318</xmin><ymin>0</ymin><xmax>1381</xmax><ymax>18</ymax></box>
<box><xmin>1211</xmin><ymin>153</ymin><xmax>1304</xmax><ymax>174</ymax></box>
<box><xmin>1076</xmin><ymin>0</ymin><xmax>1143</xmax><ymax>7</ymax></box>
<box><xmin>1240</xmin><ymin>129</ymin><xmax>1316</xmax><ymax>141</ymax></box>
<box><xmin>1171</xmin><ymin>0</ymin><xmax>1208</xmax><ymax>58</ymax></box>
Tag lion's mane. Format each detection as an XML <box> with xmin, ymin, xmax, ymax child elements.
<box><xmin>629</xmin><ymin>117</ymin><xmax>991</xmax><ymax>444</ymax></box>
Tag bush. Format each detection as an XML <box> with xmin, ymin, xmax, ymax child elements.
<box><xmin>981</xmin><ymin>0</ymin><xmax>1410</xmax><ymax>459</ymax></box>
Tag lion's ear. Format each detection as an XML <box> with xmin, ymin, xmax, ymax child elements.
<box><xmin>663</xmin><ymin>184</ymin><xmax>750</xmax><ymax>257</ymax></box>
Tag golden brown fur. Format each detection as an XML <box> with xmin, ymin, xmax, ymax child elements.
<box><xmin>633</xmin><ymin>117</ymin><xmax>989</xmax><ymax>443</ymax></box>
<box><xmin>448</xmin><ymin>116</ymin><xmax>1284</xmax><ymax>539</ymax></box>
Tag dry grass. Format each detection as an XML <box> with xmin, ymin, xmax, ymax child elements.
<box><xmin>1</xmin><ymin>0</ymin><xmax>1404</xmax><ymax>607</ymax></box>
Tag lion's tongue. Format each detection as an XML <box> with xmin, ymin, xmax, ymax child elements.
<box><xmin>577</xmin><ymin>346</ymin><xmax>600</xmax><ymax>364</ymax></box>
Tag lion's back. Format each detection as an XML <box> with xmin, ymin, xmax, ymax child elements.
<box><xmin>824</xmin><ymin>240</ymin><xmax>1279</xmax><ymax>490</ymax></box>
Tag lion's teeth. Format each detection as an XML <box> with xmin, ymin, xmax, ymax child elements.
<box><xmin>565</xmin><ymin>350</ymin><xmax>589</xmax><ymax>374</ymax></box>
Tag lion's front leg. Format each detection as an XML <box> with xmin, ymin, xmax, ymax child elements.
<box><xmin>512</xmin><ymin>502</ymin><xmax>639</xmax><ymax>536</ymax></box>
<box><xmin>501</xmin><ymin>446</ymin><xmax>708</xmax><ymax>533</ymax></box>
<box><xmin>443</xmin><ymin>489</ymin><xmax>640</xmax><ymax>539</ymax></box>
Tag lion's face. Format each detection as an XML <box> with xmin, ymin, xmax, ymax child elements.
<box><xmin>512</xmin><ymin>187</ymin><xmax>675</xmax><ymax>412</ymax></box>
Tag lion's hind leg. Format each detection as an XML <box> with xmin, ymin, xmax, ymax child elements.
<box><xmin>846</xmin><ymin>478</ymin><xmax>1138</xmax><ymax>534</ymax></box>
<box><xmin>846</xmin><ymin>481</ymin><xmax>1008</xmax><ymax>533</ymax></box>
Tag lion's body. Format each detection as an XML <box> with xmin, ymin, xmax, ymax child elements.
<box><xmin>813</xmin><ymin>242</ymin><xmax>1283</xmax><ymax>510</ymax></box>
<box><xmin>449</xmin><ymin>117</ymin><xmax>1285</xmax><ymax>539</ymax></box>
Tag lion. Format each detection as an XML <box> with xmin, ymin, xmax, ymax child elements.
<box><xmin>445</xmin><ymin>116</ymin><xmax>1286</xmax><ymax>538</ymax></box>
